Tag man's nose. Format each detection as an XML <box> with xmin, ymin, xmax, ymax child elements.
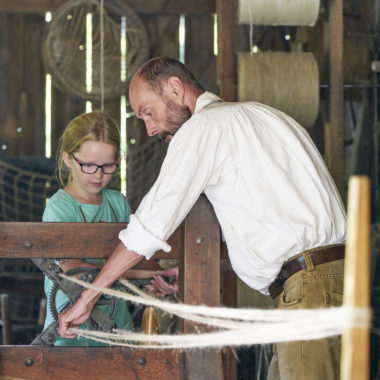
<box><xmin>145</xmin><ymin>121</ymin><xmax>157</xmax><ymax>137</ymax></box>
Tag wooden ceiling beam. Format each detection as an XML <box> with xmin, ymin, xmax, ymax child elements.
<box><xmin>0</xmin><ymin>0</ymin><xmax>216</xmax><ymax>14</ymax></box>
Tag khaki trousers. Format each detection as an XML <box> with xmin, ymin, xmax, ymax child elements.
<box><xmin>267</xmin><ymin>256</ymin><xmax>344</xmax><ymax>380</ymax></box>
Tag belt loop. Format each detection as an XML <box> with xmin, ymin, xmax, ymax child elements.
<box><xmin>303</xmin><ymin>251</ymin><xmax>315</xmax><ymax>272</ymax></box>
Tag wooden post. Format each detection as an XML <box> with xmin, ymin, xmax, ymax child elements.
<box><xmin>180</xmin><ymin>195</ymin><xmax>224</xmax><ymax>380</ymax></box>
<box><xmin>325</xmin><ymin>0</ymin><xmax>345</xmax><ymax>199</ymax></box>
<box><xmin>221</xmin><ymin>242</ymin><xmax>237</xmax><ymax>380</ymax></box>
<box><xmin>341</xmin><ymin>176</ymin><xmax>370</xmax><ymax>380</ymax></box>
<box><xmin>216</xmin><ymin>0</ymin><xmax>236</xmax><ymax>102</ymax></box>
<box><xmin>216</xmin><ymin>1</ymin><xmax>237</xmax><ymax>375</ymax></box>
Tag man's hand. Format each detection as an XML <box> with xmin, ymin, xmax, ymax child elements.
<box><xmin>57</xmin><ymin>243</ymin><xmax>143</xmax><ymax>338</ymax></box>
<box><xmin>147</xmin><ymin>266</ymin><xmax>179</xmax><ymax>297</ymax></box>
<box><xmin>58</xmin><ymin>293</ymin><xmax>96</xmax><ymax>338</ymax></box>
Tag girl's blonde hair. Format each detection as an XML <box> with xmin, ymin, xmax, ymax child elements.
<box><xmin>57</xmin><ymin>111</ymin><xmax>120</xmax><ymax>186</ymax></box>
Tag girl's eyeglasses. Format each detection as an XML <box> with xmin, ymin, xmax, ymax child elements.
<box><xmin>71</xmin><ymin>154</ymin><xmax>119</xmax><ymax>174</ymax></box>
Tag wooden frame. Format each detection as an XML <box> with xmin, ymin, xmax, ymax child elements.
<box><xmin>0</xmin><ymin>178</ymin><xmax>371</xmax><ymax>379</ymax></box>
<box><xmin>0</xmin><ymin>196</ymin><xmax>225</xmax><ymax>380</ymax></box>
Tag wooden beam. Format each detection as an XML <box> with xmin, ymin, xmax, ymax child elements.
<box><xmin>341</xmin><ymin>176</ymin><xmax>370</xmax><ymax>380</ymax></box>
<box><xmin>0</xmin><ymin>346</ymin><xmax>180</xmax><ymax>379</ymax></box>
<box><xmin>325</xmin><ymin>0</ymin><xmax>345</xmax><ymax>198</ymax></box>
<box><xmin>216</xmin><ymin>0</ymin><xmax>236</xmax><ymax>101</ymax></box>
<box><xmin>180</xmin><ymin>195</ymin><xmax>223</xmax><ymax>380</ymax></box>
<box><xmin>0</xmin><ymin>0</ymin><xmax>216</xmax><ymax>14</ymax></box>
<box><xmin>0</xmin><ymin>222</ymin><xmax>183</xmax><ymax>260</ymax></box>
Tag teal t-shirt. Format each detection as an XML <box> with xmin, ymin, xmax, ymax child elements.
<box><xmin>43</xmin><ymin>188</ymin><xmax>133</xmax><ymax>346</ymax></box>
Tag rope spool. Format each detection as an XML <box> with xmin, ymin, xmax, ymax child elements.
<box><xmin>43</xmin><ymin>0</ymin><xmax>149</xmax><ymax>100</ymax></box>
<box><xmin>238</xmin><ymin>52</ymin><xmax>320</xmax><ymax>127</ymax></box>
<box><xmin>238</xmin><ymin>0</ymin><xmax>320</xmax><ymax>26</ymax></box>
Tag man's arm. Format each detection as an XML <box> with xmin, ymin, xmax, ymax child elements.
<box><xmin>58</xmin><ymin>242</ymin><xmax>143</xmax><ymax>338</ymax></box>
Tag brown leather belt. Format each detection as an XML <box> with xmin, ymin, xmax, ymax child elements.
<box><xmin>268</xmin><ymin>244</ymin><xmax>345</xmax><ymax>299</ymax></box>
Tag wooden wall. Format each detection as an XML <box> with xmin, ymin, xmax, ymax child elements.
<box><xmin>0</xmin><ymin>0</ymin><xmax>217</xmax><ymax>212</ymax></box>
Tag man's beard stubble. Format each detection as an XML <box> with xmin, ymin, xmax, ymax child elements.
<box><xmin>158</xmin><ymin>99</ymin><xmax>191</xmax><ymax>142</ymax></box>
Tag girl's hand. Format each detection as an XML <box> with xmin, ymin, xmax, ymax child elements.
<box><xmin>147</xmin><ymin>266</ymin><xmax>179</xmax><ymax>297</ymax></box>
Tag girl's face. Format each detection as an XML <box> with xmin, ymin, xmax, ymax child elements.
<box><xmin>63</xmin><ymin>140</ymin><xmax>118</xmax><ymax>203</ymax></box>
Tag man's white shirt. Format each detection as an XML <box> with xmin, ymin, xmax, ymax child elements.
<box><xmin>119</xmin><ymin>92</ymin><xmax>346</xmax><ymax>294</ymax></box>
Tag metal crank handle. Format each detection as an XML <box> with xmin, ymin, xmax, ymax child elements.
<box><xmin>30</xmin><ymin>321</ymin><xmax>59</xmax><ymax>346</ymax></box>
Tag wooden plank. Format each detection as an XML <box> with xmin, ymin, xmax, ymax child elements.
<box><xmin>341</xmin><ymin>176</ymin><xmax>370</xmax><ymax>380</ymax></box>
<box><xmin>141</xmin><ymin>14</ymin><xmax>180</xmax><ymax>59</ymax></box>
<box><xmin>216</xmin><ymin>0</ymin><xmax>236</xmax><ymax>102</ymax></box>
<box><xmin>22</xmin><ymin>14</ymin><xmax>45</xmax><ymax>156</ymax></box>
<box><xmin>0</xmin><ymin>13</ymin><xmax>46</xmax><ymax>156</ymax></box>
<box><xmin>51</xmin><ymin>85</ymin><xmax>87</xmax><ymax>149</ymax></box>
<box><xmin>0</xmin><ymin>346</ymin><xmax>180</xmax><ymax>380</ymax></box>
<box><xmin>180</xmin><ymin>195</ymin><xmax>223</xmax><ymax>380</ymax></box>
<box><xmin>0</xmin><ymin>222</ymin><xmax>183</xmax><ymax>259</ymax></box>
<box><xmin>185</xmin><ymin>13</ymin><xmax>216</xmax><ymax>92</ymax></box>
<box><xmin>0</xmin><ymin>0</ymin><xmax>216</xmax><ymax>14</ymax></box>
<box><xmin>325</xmin><ymin>0</ymin><xmax>345</xmax><ymax>198</ymax></box>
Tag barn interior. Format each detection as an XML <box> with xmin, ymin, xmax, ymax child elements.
<box><xmin>0</xmin><ymin>0</ymin><xmax>379</xmax><ymax>379</ymax></box>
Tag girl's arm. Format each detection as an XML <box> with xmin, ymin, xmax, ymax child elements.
<box><xmin>122</xmin><ymin>268</ymin><xmax>156</xmax><ymax>279</ymax></box>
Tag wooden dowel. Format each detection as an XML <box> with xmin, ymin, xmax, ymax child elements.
<box><xmin>341</xmin><ymin>176</ymin><xmax>370</xmax><ymax>380</ymax></box>
<box><xmin>141</xmin><ymin>306</ymin><xmax>159</xmax><ymax>335</ymax></box>
<box><xmin>1</xmin><ymin>294</ymin><xmax>11</xmax><ymax>345</ymax></box>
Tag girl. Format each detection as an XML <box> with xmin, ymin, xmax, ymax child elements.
<box><xmin>43</xmin><ymin>111</ymin><xmax>138</xmax><ymax>346</ymax></box>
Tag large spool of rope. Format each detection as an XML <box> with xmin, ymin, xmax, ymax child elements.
<box><xmin>238</xmin><ymin>52</ymin><xmax>320</xmax><ymax>127</ymax></box>
<box><xmin>238</xmin><ymin>0</ymin><xmax>320</xmax><ymax>26</ymax></box>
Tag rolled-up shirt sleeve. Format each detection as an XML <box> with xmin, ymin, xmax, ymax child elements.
<box><xmin>118</xmin><ymin>116</ymin><xmax>224</xmax><ymax>259</ymax></box>
<box><xmin>118</xmin><ymin>214</ymin><xmax>171</xmax><ymax>259</ymax></box>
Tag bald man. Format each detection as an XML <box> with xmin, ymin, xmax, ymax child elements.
<box><xmin>58</xmin><ymin>57</ymin><xmax>345</xmax><ymax>380</ymax></box>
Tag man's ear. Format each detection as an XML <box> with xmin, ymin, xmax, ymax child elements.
<box><xmin>167</xmin><ymin>76</ymin><xmax>184</xmax><ymax>100</ymax></box>
<box><xmin>62</xmin><ymin>152</ymin><xmax>72</xmax><ymax>168</ymax></box>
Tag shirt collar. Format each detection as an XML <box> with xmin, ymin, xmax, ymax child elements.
<box><xmin>194</xmin><ymin>91</ymin><xmax>223</xmax><ymax>114</ymax></box>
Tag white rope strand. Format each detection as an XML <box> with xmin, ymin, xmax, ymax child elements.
<box><xmin>70</xmin><ymin>307</ymin><xmax>370</xmax><ymax>349</ymax></box>
<box><xmin>60</xmin><ymin>274</ymin><xmax>371</xmax><ymax>349</ymax></box>
<box><xmin>118</xmin><ymin>279</ymin><xmax>256</xmax><ymax>330</ymax></box>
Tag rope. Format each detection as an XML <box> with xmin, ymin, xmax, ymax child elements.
<box><xmin>60</xmin><ymin>274</ymin><xmax>372</xmax><ymax>349</ymax></box>
<box><xmin>238</xmin><ymin>51</ymin><xmax>320</xmax><ymax>127</ymax></box>
<box><xmin>238</xmin><ymin>0</ymin><xmax>320</xmax><ymax>26</ymax></box>
<box><xmin>0</xmin><ymin>157</ymin><xmax>59</xmax><ymax>222</ymax></box>
<box><xmin>99</xmin><ymin>0</ymin><xmax>104</xmax><ymax>111</ymax></box>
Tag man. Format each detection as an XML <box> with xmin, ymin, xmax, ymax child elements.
<box><xmin>59</xmin><ymin>57</ymin><xmax>346</xmax><ymax>379</ymax></box>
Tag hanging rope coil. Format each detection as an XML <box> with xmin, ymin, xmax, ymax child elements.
<box><xmin>238</xmin><ymin>51</ymin><xmax>320</xmax><ymax>127</ymax></box>
<box><xmin>238</xmin><ymin>0</ymin><xmax>320</xmax><ymax>26</ymax></box>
